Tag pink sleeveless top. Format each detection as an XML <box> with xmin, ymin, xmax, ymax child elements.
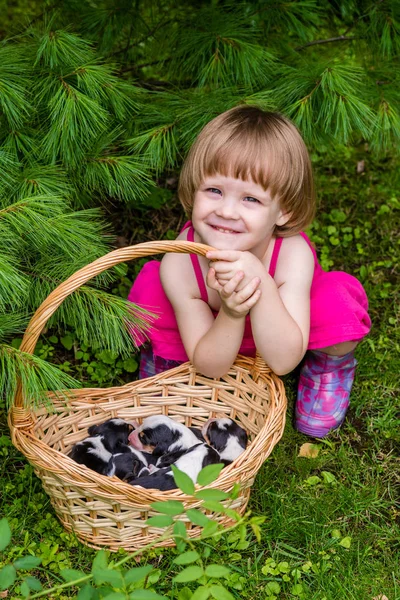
<box><xmin>128</xmin><ymin>222</ymin><xmax>320</xmax><ymax>361</ymax></box>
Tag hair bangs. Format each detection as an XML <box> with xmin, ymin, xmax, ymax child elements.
<box><xmin>199</xmin><ymin>130</ymin><xmax>300</xmax><ymax>203</ymax></box>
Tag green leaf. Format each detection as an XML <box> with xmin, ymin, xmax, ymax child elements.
<box><xmin>291</xmin><ymin>583</ymin><xmax>304</xmax><ymax>595</ymax></box>
<box><xmin>61</xmin><ymin>335</ymin><xmax>74</xmax><ymax>350</ymax></box>
<box><xmin>201</xmin><ymin>501</ymin><xmax>225</xmax><ymax>513</ymax></box>
<box><xmin>91</xmin><ymin>549</ymin><xmax>108</xmax><ymax>573</ymax></box>
<box><xmin>24</xmin><ymin>576</ymin><xmax>43</xmax><ymax>592</ymax></box>
<box><xmin>174</xmin><ymin>550</ymin><xmax>201</xmax><ymax>565</ymax></box>
<box><xmin>14</xmin><ymin>556</ymin><xmax>42</xmax><ymax>570</ymax></box>
<box><xmin>103</xmin><ymin>594</ymin><xmax>126</xmax><ymax>600</ymax></box>
<box><xmin>122</xmin><ymin>357</ymin><xmax>138</xmax><ymax>372</ymax></box>
<box><xmin>202</xmin><ymin>520</ymin><xmax>220</xmax><ymax>537</ymax></box>
<box><xmin>209</xmin><ymin>584</ymin><xmax>235</xmax><ymax>600</ymax></box>
<box><xmin>205</xmin><ymin>565</ymin><xmax>230</xmax><ymax>578</ymax></box>
<box><xmin>150</xmin><ymin>500</ymin><xmax>185</xmax><ymax>516</ymax></box>
<box><xmin>77</xmin><ymin>584</ymin><xmax>94</xmax><ymax>600</ymax></box>
<box><xmin>129</xmin><ymin>591</ymin><xmax>168</xmax><ymax>599</ymax></box>
<box><xmin>191</xmin><ymin>587</ymin><xmax>211</xmax><ymax>600</ymax></box>
<box><xmin>339</xmin><ymin>536</ymin><xmax>352</xmax><ymax>549</ymax></box>
<box><xmin>195</xmin><ymin>489</ymin><xmax>229</xmax><ymax>502</ymax></box>
<box><xmin>0</xmin><ymin>518</ymin><xmax>11</xmax><ymax>551</ymax></box>
<box><xmin>265</xmin><ymin>581</ymin><xmax>281</xmax><ymax>594</ymax></box>
<box><xmin>0</xmin><ymin>565</ymin><xmax>16</xmax><ymax>591</ymax></box>
<box><xmin>92</xmin><ymin>568</ymin><xmax>124</xmax><ymax>587</ymax></box>
<box><xmin>125</xmin><ymin>566</ymin><xmax>154</xmax><ymax>585</ymax></box>
<box><xmin>178</xmin><ymin>588</ymin><xmax>193</xmax><ymax>600</ymax></box>
<box><xmin>173</xmin><ymin>566</ymin><xmax>204</xmax><ymax>583</ymax></box>
<box><xmin>174</xmin><ymin>520</ymin><xmax>188</xmax><ymax>552</ymax></box>
<box><xmin>146</xmin><ymin>515</ymin><xmax>174</xmax><ymax>528</ymax></box>
<box><xmin>321</xmin><ymin>471</ymin><xmax>337</xmax><ymax>484</ymax></box>
<box><xmin>60</xmin><ymin>568</ymin><xmax>87</xmax><ymax>583</ymax></box>
<box><xmin>304</xmin><ymin>476</ymin><xmax>321</xmax><ymax>486</ymax></box>
<box><xmin>196</xmin><ymin>463</ymin><xmax>224</xmax><ymax>486</ymax></box>
<box><xmin>171</xmin><ymin>465</ymin><xmax>195</xmax><ymax>495</ymax></box>
<box><xmin>20</xmin><ymin>580</ymin><xmax>30</xmax><ymax>598</ymax></box>
<box><xmin>186</xmin><ymin>509</ymin><xmax>211</xmax><ymax>526</ymax></box>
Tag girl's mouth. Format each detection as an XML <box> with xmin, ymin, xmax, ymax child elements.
<box><xmin>210</xmin><ymin>224</ymin><xmax>240</xmax><ymax>234</ymax></box>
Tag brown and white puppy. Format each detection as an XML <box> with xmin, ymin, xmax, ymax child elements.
<box><xmin>128</xmin><ymin>416</ymin><xmax>200</xmax><ymax>458</ymax></box>
<box><xmin>202</xmin><ymin>418</ymin><xmax>248</xmax><ymax>465</ymax></box>
<box><xmin>125</xmin><ymin>443</ymin><xmax>221</xmax><ymax>491</ymax></box>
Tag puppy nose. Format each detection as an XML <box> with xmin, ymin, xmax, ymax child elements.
<box><xmin>128</xmin><ymin>430</ymin><xmax>143</xmax><ymax>450</ymax></box>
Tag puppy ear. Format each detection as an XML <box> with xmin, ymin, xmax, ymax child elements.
<box><xmin>88</xmin><ymin>424</ymin><xmax>100</xmax><ymax>436</ymax></box>
<box><xmin>152</xmin><ymin>441</ymin><xmax>170</xmax><ymax>458</ymax></box>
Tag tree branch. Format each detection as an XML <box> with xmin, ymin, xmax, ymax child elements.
<box><xmin>296</xmin><ymin>35</ymin><xmax>357</xmax><ymax>51</ymax></box>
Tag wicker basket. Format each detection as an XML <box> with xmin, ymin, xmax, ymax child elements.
<box><xmin>8</xmin><ymin>241</ymin><xmax>287</xmax><ymax>552</ymax></box>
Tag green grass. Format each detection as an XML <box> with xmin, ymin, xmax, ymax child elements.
<box><xmin>1</xmin><ymin>145</ymin><xmax>399</xmax><ymax>599</ymax></box>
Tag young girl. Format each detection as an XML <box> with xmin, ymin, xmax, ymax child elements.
<box><xmin>128</xmin><ymin>106</ymin><xmax>371</xmax><ymax>438</ymax></box>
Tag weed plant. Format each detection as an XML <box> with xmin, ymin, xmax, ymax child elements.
<box><xmin>1</xmin><ymin>146</ymin><xmax>399</xmax><ymax>599</ymax></box>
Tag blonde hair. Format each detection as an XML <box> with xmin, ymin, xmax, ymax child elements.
<box><xmin>178</xmin><ymin>105</ymin><xmax>316</xmax><ymax>237</ymax></box>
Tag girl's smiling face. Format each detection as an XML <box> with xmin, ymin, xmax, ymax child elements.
<box><xmin>192</xmin><ymin>174</ymin><xmax>290</xmax><ymax>259</ymax></box>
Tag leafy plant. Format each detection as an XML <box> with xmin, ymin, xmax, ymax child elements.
<box><xmin>0</xmin><ymin>464</ymin><xmax>262</xmax><ymax>600</ymax></box>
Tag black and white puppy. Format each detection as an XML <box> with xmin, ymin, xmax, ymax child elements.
<box><xmin>125</xmin><ymin>443</ymin><xmax>221</xmax><ymax>491</ymax></box>
<box><xmin>87</xmin><ymin>418</ymin><xmax>136</xmax><ymax>453</ymax></box>
<box><xmin>202</xmin><ymin>418</ymin><xmax>248</xmax><ymax>465</ymax></box>
<box><xmin>112</xmin><ymin>446</ymin><xmax>149</xmax><ymax>480</ymax></box>
<box><xmin>69</xmin><ymin>418</ymin><xmax>136</xmax><ymax>476</ymax></box>
<box><xmin>68</xmin><ymin>436</ymin><xmax>116</xmax><ymax>476</ymax></box>
<box><xmin>128</xmin><ymin>416</ymin><xmax>200</xmax><ymax>458</ymax></box>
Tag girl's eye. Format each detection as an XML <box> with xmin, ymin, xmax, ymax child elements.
<box><xmin>244</xmin><ymin>196</ymin><xmax>260</xmax><ymax>204</ymax></box>
<box><xmin>207</xmin><ymin>187</ymin><xmax>222</xmax><ymax>195</ymax></box>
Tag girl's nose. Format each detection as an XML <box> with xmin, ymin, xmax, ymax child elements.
<box><xmin>215</xmin><ymin>198</ymin><xmax>239</xmax><ymax>219</ymax></box>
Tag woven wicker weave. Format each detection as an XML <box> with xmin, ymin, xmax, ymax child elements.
<box><xmin>8</xmin><ymin>241</ymin><xmax>287</xmax><ymax>552</ymax></box>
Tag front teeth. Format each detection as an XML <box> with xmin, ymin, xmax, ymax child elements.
<box><xmin>214</xmin><ymin>226</ymin><xmax>236</xmax><ymax>233</ymax></box>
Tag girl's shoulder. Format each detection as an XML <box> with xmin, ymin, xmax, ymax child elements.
<box><xmin>160</xmin><ymin>228</ymin><xmax>200</xmax><ymax>298</ymax></box>
<box><xmin>273</xmin><ymin>233</ymin><xmax>315</xmax><ymax>286</ymax></box>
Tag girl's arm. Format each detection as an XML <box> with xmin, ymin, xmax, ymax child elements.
<box><xmin>250</xmin><ymin>237</ymin><xmax>314</xmax><ymax>375</ymax></box>
<box><xmin>160</xmin><ymin>253</ymin><xmax>260</xmax><ymax>378</ymax></box>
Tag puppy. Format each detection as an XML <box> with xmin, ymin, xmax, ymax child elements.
<box><xmin>202</xmin><ymin>418</ymin><xmax>248</xmax><ymax>465</ymax></box>
<box><xmin>125</xmin><ymin>443</ymin><xmax>221</xmax><ymax>491</ymax></box>
<box><xmin>112</xmin><ymin>446</ymin><xmax>149</xmax><ymax>480</ymax></box>
<box><xmin>69</xmin><ymin>418</ymin><xmax>136</xmax><ymax>476</ymax></box>
<box><xmin>68</xmin><ymin>436</ymin><xmax>115</xmax><ymax>476</ymax></box>
<box><xmin>87</xmin><ymin>418</ymin><xmax>135</xmax><ymax>453</ymax></box>
<box><xmin>128</xmin><ymin>416</ymin><xmax>200</xmax><ymax>458</ymax></box>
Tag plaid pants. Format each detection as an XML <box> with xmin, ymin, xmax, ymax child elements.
<box><xmin>139</xmin><ymin>344</ymin><xmax>184</xmax><ymax>379</ymax></box>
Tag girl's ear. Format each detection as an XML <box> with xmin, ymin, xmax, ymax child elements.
<box><xmin>276</xmin><ymin>208</ymin><xmax>292</xmax><ymax>227</ymax></box>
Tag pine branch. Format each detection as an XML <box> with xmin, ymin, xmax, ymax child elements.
<box><xmin>295</xmin><ymin>35</ymin><xmax>357</xmax><ymax>51</ymax></box>
<box><xmin>53</xmin><ymin>287</ymin><xmax>154</xmax><ymax>358</ymax></box>
<box><xmin>0</xmin><ymin>343</ymin><xmax>80</xmax><ymax>410</ymax></box>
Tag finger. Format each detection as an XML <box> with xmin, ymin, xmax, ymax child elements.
<box><xmin>240</xmin><ymin>288</ymin><xmax>262</xmax><ymax>310</ymax></box>
<box><xmin>206</xmin><ymin>250</ymin><xmax>241</xmax><ymax>262</ymax></box>
<box><xmin>208</xmin><ymin>260</ymin><xmax>234</xmax><ymax>274</ymax></box>
<box><xmin>234</xmin><ymin>276</ymin><xmax>261</xmax><ymax>302</ymax></box>
<box><xmin>220</xmin><ymin>271</ymin><xmax>244</xmax><ymax>297</ymax></box>
<box><xmin>206</xmin><ymin>267</ymin><xmax>223</xmax><ymax>292</ymax></box>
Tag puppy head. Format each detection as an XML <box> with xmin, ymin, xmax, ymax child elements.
<box><xmin>88</xmin><ymin>418</ymin><xmax>136</xmax><ymax>451</ymax></box>
<box><xmin>128</xmin><ymin>416</ymin><xmax>180</xmax><ymax>456</ymax></box>
<box><xmin>202</xmin><ymin>418</ymin><xmax>248</xmax><ymax>463</ymax></box>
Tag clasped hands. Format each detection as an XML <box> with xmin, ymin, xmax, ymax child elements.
<box><xmin>205</xmin><ymin>250</ymin><xmax>264</xmax><ymax>319</ymax></box>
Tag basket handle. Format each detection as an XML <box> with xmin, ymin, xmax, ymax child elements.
<box><xmin>14</xmin><ymin>240</ymin><xmax>214</xmax><ymax>409</ymax></box>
